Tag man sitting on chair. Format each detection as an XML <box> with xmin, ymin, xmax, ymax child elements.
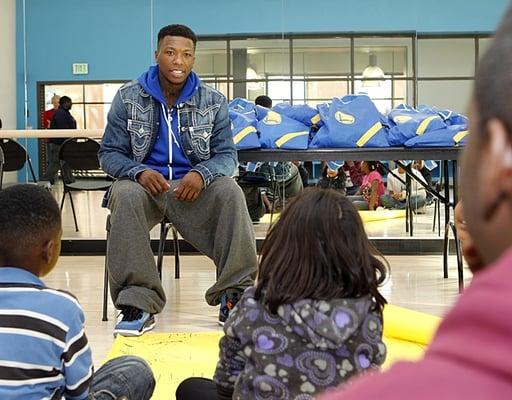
<box><xmin>99</xmin><ymin>24</ymin><xmax>257</xmax><ymax>336</ymax></box>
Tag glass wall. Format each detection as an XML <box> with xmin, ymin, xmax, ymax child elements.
<box><xmin>192</xmin><ymin>33</ymin><xmax>490</xmax><ymax>114</ymax></box>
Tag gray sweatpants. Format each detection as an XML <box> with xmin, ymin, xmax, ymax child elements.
<box><xmin>106</xmin><ymin>176</ymin><xmax>257</xmax><ymax>314</ymax></box>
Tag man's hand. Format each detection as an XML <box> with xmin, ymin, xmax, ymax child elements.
<box><xmin>455</xmin><ymin>201</ymin><xmax>484</xmax><ymax>271</ymax></box>
<box><xmin>174</xmin><ymin>171</ymin><xmax>204</xmax><ymax>202</ymax></box>
<box><xmin>137</xmin><ymin>170</ymin><xmax>170</xmax><ymax>195</ymax></box>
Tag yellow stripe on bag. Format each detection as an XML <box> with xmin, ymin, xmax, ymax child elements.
<box><xmin>416</xmin><ymin>116</ymin><xmax>440</xmax><ymax>135</ymax></box>
<box><xmin>310</xmin><ymin>113</ymin><xmax>321</xmax><ymax>125</ymax></box>
<box><xmin>233</xmin><ymin>126</ymin><xmax>257</xmax><ymax>145</ymax></box>
<box><xmin>275</xmin><ymin>131</ymin><xmax>309</xmax><ymax>148</ymax></box>
<box><xmin>453</xmin><ymin>130</ymin><xmax>469</xmax><ymax>144</ymax></box>
<box><xmin>356</xmin><ymin>122</ymin><xmax>382</xmax><ymax>147</ymax></box>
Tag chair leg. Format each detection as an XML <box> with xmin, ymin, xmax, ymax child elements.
<box><xmin>437</xmin><ymin>201</ymin><xmax>441</xmax><ymax>237</ymax></box>
<box><xmin>102</xmin><ymin>261</ymin><xmax>109</xmax><ymax>322</ymax></box>
<box><xmin>172</xmin><ymin>226</ymin><xmax>180</xmax><ymax>279</ymax></box>
<box><xmin>60</xmin><ymin>191</ymin><xmax>79</xmax><ymax>232</ymax></box>
<box><xmin>432</xmin><ymin>200</ymin><xmax>437</xmax><ymax>232</ymax></box>
<box><xmin>156</xmin><ymin>222</ymin><xmax>171</xmax><ymax>280</ymax></box>
<box><xmin>60</xmin><ymin>191</ymin><xmax>66</xmax><ymax>210</ymax></box>
<box><xmin>452</xmin><ymin>224</ymin><xmax>464</xmax><ymax>293</ymax></box>
<box><xmin>102</xmin><ymin>215</ymin><xmax>111</xmax><ymax>322</ymax></box>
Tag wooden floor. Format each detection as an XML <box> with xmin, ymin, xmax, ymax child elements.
<box><xmin>42</xmin><ymin>254</ymin><xmax>471</xmax><ymax>367</ymax></box>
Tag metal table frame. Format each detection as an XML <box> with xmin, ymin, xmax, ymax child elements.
<box><xmin>239</xmin><ymin>147</ymin><xmax>464</xmax><ymax>290</ymax></box>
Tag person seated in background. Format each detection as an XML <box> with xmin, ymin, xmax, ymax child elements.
<box><xmin>293</xmin><ymin>160</ymin><xmax>310</xmax><ymax>187</ymax></box>
<box><xmin>176</xmin><ymin>188</ymin><xmax>388</xmax><ymax>400</ymax></box>
<box><xmin>413</xmin><ymin>160</ymin><xmax>436</xmax><ymax>204</ymax></box>
<box><xmin>343</xmin><ymin>161</ymin><xmax>363</xmax><ymax>195</ymax></box>
<box><xmin>380</xmin><ymin>164</ymin><xmax>427</xmax><ymax>212</ymax></box>
<box><xmin>240</xmin><ymin>95</ymin><xmax>304</xmax><ymax>219</ymax></box>
<box><xmin>316</xmin><ymin>160</ymin><xmax>346</xmax><ymax>194</ymax></box>
<box><xmin>0</xmin><ymin>184</ymin><xmax>155</xmax><ymax>400</ymax></box>
<box><xmin>320</xmin><ymin>7</ymin><xmax>512</xmax><ymax>398</ymax></box>
<box><xmin>254</xmin><ymin>94</ymin><xmax>272</xmax><ymax>109</ymax></box>
<box><xmin>347</xmin><ymin>161</ymin><xmax>385</xmax><ymax>210</ymax></box>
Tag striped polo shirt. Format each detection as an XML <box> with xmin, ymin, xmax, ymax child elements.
<box><xmin>0</xmin><ymin>267</ymin><xmax>93</xmax><ymax>400</ymax></box>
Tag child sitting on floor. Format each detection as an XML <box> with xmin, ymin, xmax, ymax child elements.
<box><xmin>0</xmin><ymin>184</ymin><xmax>155</xmax><ymax>400</ymax></box>
<box><xmin>176</xmin><ymin>187</ymin><xmax>388</xmax><ymax>400</ymax></box>
<box><xmin>348</xmin><ymin>161</ymin><xmax>386</xmax><ymax>210</ymax></box>
<box><xmin>316</xmin><ymin>161</ymin><xmax>347</xmax><ymax>195</ymax></box>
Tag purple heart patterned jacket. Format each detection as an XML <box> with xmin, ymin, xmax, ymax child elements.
<box><xmin>213</xmin><ymin>286</ymin><xmax>386</xmax><ymax>400</ymax></box>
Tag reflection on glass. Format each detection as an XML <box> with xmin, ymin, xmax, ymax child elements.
<box><xmin>478</xmin><ymin>37</ymin><xmax>493</xmax><ymax>59</ymax></box>
<box><xmin>195</xmin><ymin>40</ymin><xmax>228</xmax><ymax>78</ymax></box>
<box><xmin>418</xmin><ymin>80</ymin><xmax>473</xmax><ymax>112</ymax></box>
<box><xmin>230</xmin><ymin>38</ymin><xmax>289</xmax><ymax>100</ymax></box>
<box><xmin>293</xmin><ymin>38</ymin><xmax>351</xmax><ymax>76</ymax></box>
<box><xmin>43</xmin><ymin>83</ymin><xmax>124</xmax><ymax>130</ymax></box>
<box><xmin>418</xmin><ymin>39</ymin><xmax>475</xmax><ymax>77</ymax></box>
<box><xmin>354</xmin><ymin>37</ymin><xmax>412</xmax><ymax>77</ymax></box>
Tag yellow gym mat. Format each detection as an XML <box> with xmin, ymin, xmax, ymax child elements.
<box><xmin>104</xmin><ymin>305</ymin><xmax>441</xmax><ymax>399</ymax></box>
<box><xmin>259</xmin><ymin>209</ymin><xmax>405</xmax><ymax>225</ymax></box>
<box><xmin>359</xmin><ymin>209</ymin><xmax>406</xmax><ymax>223</ymax></box>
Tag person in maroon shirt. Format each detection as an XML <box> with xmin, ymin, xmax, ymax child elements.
<box><xmin>319</xmin><ymin>5</ymin><xmax>512</xmax><ymax>400</ymax></box>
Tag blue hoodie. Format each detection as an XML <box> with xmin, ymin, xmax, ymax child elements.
<box><xmin>138</xmin><ymin>65</ymin><xmax>199</xmax><ymax>180</ymax></box>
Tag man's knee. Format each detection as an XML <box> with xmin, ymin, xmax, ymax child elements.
<box><xmin>109</xmin><ymin>180</ymin><xmax>150</xmax><ymax>209</ymax></box>
<box><xmin>209</xmin><ymin>176</ymin><xmax>245</xmax><ymax>204</ymax></box>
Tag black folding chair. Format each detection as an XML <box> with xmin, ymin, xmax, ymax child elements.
<box><xmin>102</xmin><ymin>214</ymin><xmax>180</xmax><ymax>321</ymax></box>
<box><xmin>0</xmin><ymin>138</ymin><xmax>38</xmax><ymax>189</ymax></box>
<box><xmin>58</xmin><ymin>138</ymin><xmax>112</xmax><ymax>231</ymax></box>
<box><xmin>0</xmin><ymin>145</ymin><xmax>4</xmax><ymax>189</ymax></box>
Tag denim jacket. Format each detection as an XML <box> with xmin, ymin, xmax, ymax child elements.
<box><xmin>98</xmin><ymin>79</ymin><xmax>237</xmax><ymax>187</ymax></box>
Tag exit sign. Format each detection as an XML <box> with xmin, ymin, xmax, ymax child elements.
<box><xmin>72</xmin><ymin>63</ymin><xmax>89</xmax><ymax>75</ymax></box>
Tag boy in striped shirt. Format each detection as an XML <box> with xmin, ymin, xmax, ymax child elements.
<box><xmin>0</xmin><ymin>185</ymin><xmax>155</xmax><ymax>399</ymax></box>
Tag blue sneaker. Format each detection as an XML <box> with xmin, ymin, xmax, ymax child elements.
<box><xmin>218</xmin><ymin>289</ymin><xmax>242</xmax><ymax>326</ymax></box>
<box><xmin>114</xmin><ymin>306</ymin><xmax>155</xmax><ymax>337</ymax></box>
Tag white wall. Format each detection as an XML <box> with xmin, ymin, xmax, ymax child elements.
<box><xmin>0</xmin><ymin>0</ymin><xmax>17</xmax><ymax>184</ymax></box>
<box><xmin>0</xmin><ymin>0</ymin><xmax>16</xmax><ymax>129</ymax></box>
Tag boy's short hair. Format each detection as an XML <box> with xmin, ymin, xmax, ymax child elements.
<box><xmin>0</xmin><ymin>184</ymin><xmax>61</xmax><ymax>262</ymax></box>
<box><xmin>158</xmin><ymin>24</ymin><xmax>197</xmax><ymax>49</ymax></box>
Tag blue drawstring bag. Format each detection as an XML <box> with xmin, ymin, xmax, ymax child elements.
<box><xmin>310</xmin><ymin>95</ymin><xmax>389</xmax><ymax>148</ymax></box>
<box><xmin>272</xmin><ymin>103</ymin><xmax>323</xmax><ymax>127</ymax></box>
<box><xmin>229</xmin><ymin>98</ymin><xmax>256</xmax><ymax>118</ymax></box>
<box><xmin>229</xmin><ymin>110</ymin><xmax>261</xmax><ymax>150</ymax></box>
<box><xmin>255</xmin><ymin>105</ymin><xmax>270</xmax><ymax>121</ymax></box>
<box><xmin>387</xmin><ymin>104</ymin><xmax>447</xmax><ymax>146</ymax></box>
<box><xmin>404</xmin><ymin>125</ymin><xmax>469</xmax><ymax>147</ymax></box>
<box><xmin>257</xmin><ymin>110</ymin><xmax>310</xmax><ymax>149</ymax></box>
<box><xmin>437</xmin><ymin>108</ymin><xmax>469</xmax><ymax>127</ymax></box>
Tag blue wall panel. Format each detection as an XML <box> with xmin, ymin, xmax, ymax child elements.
<box><xmin>14</xmin><ymin>0</ymin><xmax>510</xmax><ymax>177</ymax></box>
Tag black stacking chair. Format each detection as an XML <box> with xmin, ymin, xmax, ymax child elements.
<box><xmin>0</xmin><ymin>138</ymin><xmax>38</xmax><ymax>189</ymax></box>
<box><xmin>58</xmin><ymin>138</ymin><xmax>112</xmax><ymax>231</ymax></box>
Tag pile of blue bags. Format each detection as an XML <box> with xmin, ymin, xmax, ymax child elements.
<box><xmin>228</xmin><ymin>95</ymin><xmax>469</xmax><ymax>150</ymax></box>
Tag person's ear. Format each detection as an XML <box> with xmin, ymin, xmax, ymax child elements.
<box><xmin>482</xmin><ymin>119</ymin><xmax>512</xmax><ymax>211</ymax></box>
<box><xmin>41</xmin><ymin>239</ymin><xmax>55</xmax><ymax>266</ymax></box>
<box><xmin>154</xmin><ymin>49</ymin><xmax>159</xmax><ymax>62</ymax></box>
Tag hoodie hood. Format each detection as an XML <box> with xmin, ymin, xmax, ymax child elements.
<box><xmin>138</xmin><ymin>65</ymin><xmax>199</xmax><ymax>105</ymax></box>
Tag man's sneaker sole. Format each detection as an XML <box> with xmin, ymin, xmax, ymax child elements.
<box><xmin>113</xmin><ymin>320</ymin><xmax>156</xmax><ymax>337</ymax></box>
